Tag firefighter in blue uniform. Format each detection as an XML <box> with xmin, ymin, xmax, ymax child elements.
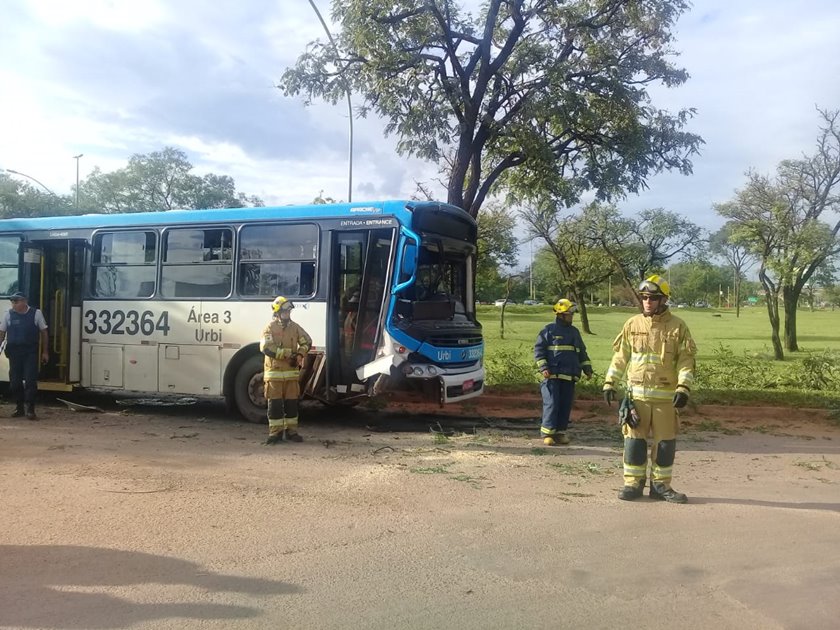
<box><xmin>534</xmin><ymin>299</ymin><xmax>592</xmax><ymax>445</ymax></box>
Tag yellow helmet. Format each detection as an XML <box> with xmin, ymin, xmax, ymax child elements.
<box><xmin>272</xmin><ymin>296</ymin><xmax>294</xmax><ymax>313</ymax></box>
<box><xmin>553</xmin><ymin>299</ymin><xmax>577</xmax><ymax>315</ymax></box>
<box><xmin>638</xmin><ymin>275</ymin><xmax>671</xmax><ymax>299</ymax></box>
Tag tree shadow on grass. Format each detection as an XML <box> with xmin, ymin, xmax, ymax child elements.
<box><xmin>0</xmin><ymin>545</ymin><xmax>302</xmax><ymax>629</ymax></box>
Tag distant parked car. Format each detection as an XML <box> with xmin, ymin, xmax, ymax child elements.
<box><xmin>694</xmin><ymin>301</ymin><xmax>710</xmax><ymax>308</ymax></box>
<box><xmin>522</xmin><ymin>299</ymin><xmax>542</xmax><ymax>306</ymax></box>
<box><xmin>494</xmin><ymin>298</ymin><xmax>516</xmax><ymax>307</ymax></box>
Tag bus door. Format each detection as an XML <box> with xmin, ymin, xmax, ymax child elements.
<box><xmin>328</xmin><ymin>228</ymin><xmax>395</xmax><ymax>396</ymax></box>
<box><xmin>20</xmin><ymin>240</ymin><xmax>85</xmax><ymax>390</ymax></box>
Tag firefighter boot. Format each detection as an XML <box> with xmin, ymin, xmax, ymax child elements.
<box><xmin>650</xmin><ymin>481</ymin><xmax>688</xmax><ymax>504</ymax></box>
<box><xmin>11</xmin><ymin>403</ymin><xmax>25</xmax><ymax>418</ymax></box>
<box><xmin>25</xmin><ymin>403</ymin><xmax>37</xmax><ymax>421</ymax></box>
<box><xmin>555</xmin><ymin>432</ymin><xmax>570</xmax><ymax>445</ymax></box>
<box><xmin>285</xmin><ymin>431</ymin><xmax>304</xmax><ymax>443</ymax></box>
<box><xmin>263</xmin><ymin>432</ymin><xmax>284</xmax><ymax>445</ymax></box>
<box><xmin>618</xmin><ymin>482</ymin><xmax>644</xmax><ymax>501</ymax></box>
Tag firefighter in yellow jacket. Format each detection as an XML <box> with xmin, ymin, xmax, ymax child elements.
<box><xmin>260</xmin><ymin>296</ymin><xmax>312</xmax><ymax>444</ymax></box>
<box><xmin>603</xmin><ymin>275</ymin><xmax>696</xmax><ymax>503</ymax></box>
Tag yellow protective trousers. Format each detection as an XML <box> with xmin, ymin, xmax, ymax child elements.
<box><xmin>265</xmin><ymin>377</ymin><xmax>301</xmax><ymax>436</ymax></box>
<box><xmin>621</xmin><ymin>398</ymin><xmax>679</xmax><ymax>488</ymax></box>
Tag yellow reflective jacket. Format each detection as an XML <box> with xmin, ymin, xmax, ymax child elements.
<box><xmin>260</xmin><ymin>319</ymin><xmax>312</xmax><ymax>382</ymax></box>
<box><xmin>604</xmin><ymin>309</ymin><xmax>696</xmax><ymax>402</ymax></box>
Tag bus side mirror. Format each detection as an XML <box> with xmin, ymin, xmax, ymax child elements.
<box><xmin>401</xmin><ymin>244</ymin><xmax>417</xmax><ymax>278</ymax></box>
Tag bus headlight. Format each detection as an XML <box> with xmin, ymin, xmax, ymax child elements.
<box><xmin>401</xmin><ymin>364</ymin><xmax>414</xmax><ymax>376</ymax></box>
<box><xmin>413</xmin><ymin>367</ymin><xmax>423</xmax><ymax>376</ymax></box>
<box><xmin>427</xmin><ymin>366</ymin><xmax>438</xmax><ymax>375</ymax></box>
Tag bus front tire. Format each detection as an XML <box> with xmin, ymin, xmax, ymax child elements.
<box><xmin>233</xmin><ymin>355</ymin><xmax>267</xmax><ymax>424</ymax></box>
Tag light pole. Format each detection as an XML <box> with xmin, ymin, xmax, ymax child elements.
<box><xmin>3</xmin><ymin>168</ymin><xmax>59</xmax><ymax>197</ymax></box>
<box><xmin>73</xmin><ymin>154</ymin><xmax>83</xmax><ymax>208</ymax></box>
<box><xmin>307</xmin><ymin>0</ymin><xmax>353</xmax><ymax>202</ymax></box>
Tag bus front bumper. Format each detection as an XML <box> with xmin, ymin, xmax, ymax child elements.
<box><xmin>439</xmin><ymin>368</ymin><xmax>485</xmax><ymax>403</ymax></box>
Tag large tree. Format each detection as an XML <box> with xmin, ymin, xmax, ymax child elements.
<box><xmin>709</xmin><ymin>222</ymin><xmax>754</xmax><ymax>317</ymax></box>
<box><xmin>583</xmin><ymin>202</ymin><xmax>703</xmax><ymax>307</ymax></box>
<box><xmin>520</xmin><ymin>201</ymin><xmax>613</xmax><ymax>333</ymax></box>
<box><xmin>0</xmin><ymin>173</ymin><xmax>73</xmax><ymax>218</ymax></box>
<box><xmin>280</xmin><ymin>0</ymin><xmax>702</xmax><ymax>217</ymax></box>
<box><xmin>717</xmin><ymin>108</ymin><xmax>840</xmax><ymax>356</ymax></box>
<box><xmin>81</xmin><ymin>147</ymin><xmax>263</xmax><ymax>214</ymax></box>
<box><xmin>475</xmin><ymin>203</ymin><xmax>518</xmax><ymax>301</ymax></box>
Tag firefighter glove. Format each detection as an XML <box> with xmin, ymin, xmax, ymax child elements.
<box><xmin>583</xmin><ymin>367</ymin><xmax>593</xmax><ymax>379</ymax></box>
<box><xmin>618</xmin><ymin>396</ymin><xmax>640</xmax><ymax>428</ymax></box>
<box><xmin>673</xmin><ymin>390</ymin><xmax>689</xmax><ymax>409</ymax></box>
<box><xmin>603</xmin><ymin>386</ymin><xmax>616</xmax><ymax>406</ymax></box>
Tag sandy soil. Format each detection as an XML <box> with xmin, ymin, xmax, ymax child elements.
<box><xmin>2</xmin><ymin>392</ymin><xmax>839</xmax><ymax>630</ymax></box>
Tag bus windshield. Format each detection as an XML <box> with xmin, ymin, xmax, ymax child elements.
<box><xmin>398</xmin><ymin>237</ymin><xmax>474</xmax><ymax>321</ymax></box>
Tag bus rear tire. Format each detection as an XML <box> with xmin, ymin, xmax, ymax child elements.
<box><xmin>233</xmin><ymin>355</ymin><xmax>266</xmax><ymax>424</ymax></box>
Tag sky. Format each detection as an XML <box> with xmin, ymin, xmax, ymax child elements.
<box><xmin>2</xmin><ymin>0</ymin><xmax>839</xmax><ymax>259</ymax></box>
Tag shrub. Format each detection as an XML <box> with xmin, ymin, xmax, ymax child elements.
<box><xmin>484</xmin><ymin>346</ymin><xmax>541</xmax><ymax>386</ymax></box>
<box><xmin>792</xmin><ymin>350</ymin><xmax>840</xmax><ymax>391</ymax></box>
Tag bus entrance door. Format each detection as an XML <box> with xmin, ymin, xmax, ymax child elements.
<box><xmin>20</xmin><ymin>240</ymin><xmax>85</xmax><ymax>390</ymax></box>
<box><xmin>329</xmin><ymin>229</ymin><xmax>395</xmax><ymax>400</ymax></box>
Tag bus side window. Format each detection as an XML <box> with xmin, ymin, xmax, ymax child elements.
<box><xmin>238</xmin><ymin>224</ymin><xmax>318</xmax><ymax>298</ymax></box>
<box><xmin>161</xmin><ymin>228</ymin><xmax>233</xmax><ymax>298</ymax></box>
<box><xmin>92</xmin><ymin>231</ymin><xmax>157</xmax><ymax>298</ymax></box>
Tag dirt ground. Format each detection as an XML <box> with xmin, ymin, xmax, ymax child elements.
<box><xmin>2</xmin><ymin>391</ymin><xmax>840</xmax><ymax>630</ymax></box>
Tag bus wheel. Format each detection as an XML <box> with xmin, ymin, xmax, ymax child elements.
<box><xmin>233</xmin><ymin>355</ymin><xmax>266</xmax><ymax>423</ymax></box>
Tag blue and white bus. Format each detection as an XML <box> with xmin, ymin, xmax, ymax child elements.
<box><xmin>0</xmin><ymin>200</ymin><xmax>485</xmax><ymax>421</ymax></box>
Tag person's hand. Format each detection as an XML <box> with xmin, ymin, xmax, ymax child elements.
<box><xmin>583</xmin><ymin>368</ymin><xmax>593</xmax><ymax>380</ymax></box>
<box><xmin>41</xmin><ymin>351</ymin><xmax>49</xmax><ymax>364</ymax></box>
<box><xmin>541</xmin><ymin>369</ymin><xmax>550</xmax><ymax>380</ymax></box>
<box><xmin>603</xmin><ymin>386</ymin><xmax>616</xmax><ymax>406</ymax></box>
<box><xmin>673</xmin><ymin>390</ymin><xmax>689</xmax><ymax>409</ymax></box>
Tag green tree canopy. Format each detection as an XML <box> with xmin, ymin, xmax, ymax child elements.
<box><xmin>0</xmin><ymin>173</ymin><xmax>73</xmax><ymax>218</ymax></box>
<box><xmin>716</xmin><ymin>108</ymin><xmax>840</xmax><ymax>357</ymax></box>
<box><xmin>475</xmin><ymin>203</ymin><xmax>518</xmax><ymax>301</ymax></box>
<box><xmin>280</xmin><ymin>0</ymin><xmax>702</xmax><ymax>217</ymax></box>
<box><xmin>81</xmin><ymin>147</ymin><xmax>263</xmax><ymax>214</ymax></box>
<box><xmin>582</xmin><ymin>202</ymin><xmax>704</xmax><ymax>306</ymax></box>
<box><xmin>520</xmin><ymin>200</ymin><xmax>614</xmax><ymax>333</ymax></box>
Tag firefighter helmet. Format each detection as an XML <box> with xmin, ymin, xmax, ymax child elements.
<box><xmin>272</xmin><ymin>296</ymin><xmax>294</xmax><ymax>313</ymax></box>
<box><xmin>553</xmin><ymin>299</ymin><xmax>577</xmax><ymax>315</ymax></box>
<box><xmin>638</xmin><ymin>275</ymin><xmax>671</xmax><ymax>299</ymax></box>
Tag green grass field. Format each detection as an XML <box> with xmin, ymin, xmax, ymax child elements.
<box><xmin>477</xmin><ymin>304</ymin><xmax>840</xmax><ymax>408</ymax></box>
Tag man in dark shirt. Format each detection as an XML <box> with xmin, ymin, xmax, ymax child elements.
<box><xmin>0</xmin><ymin>292</ymin><xmax>49</xmax><ymax>419</ymax></box>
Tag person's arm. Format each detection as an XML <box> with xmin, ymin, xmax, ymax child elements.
<box><xmin>534</xmin><ymin>326</ymin><xmax>550</xmax><ymax>379</ymax></box>
<box><xmin>295</xmin><ymin>325</ymin><xmax>313</xmax><ymax>367</ymax></box>
<box><xmin>261</xmin><ymin>323</ymin><xmax>290</xmax><ymax>359</ymax></box>
<box><xmin>40</xmin><ymin>328</ymin><xmax>49</xmax><ymax>363</ymax></box>
<box><xmin>35</xmin><ymin>310</ymin><xmax>49</xmax><ymax>363</ymax></box>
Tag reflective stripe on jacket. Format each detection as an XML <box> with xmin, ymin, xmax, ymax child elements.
<box><xmin>604</xmin><ymin>309</ymin><xmax>696</xmax><ymax>401</ymax></box>
<box><xmin>534</xmin><ymin>320</ymin><xmax>591</xmax><ymax>380</ymax></box>
<box><xmin>260</xmin><ymin>319</ymin><xmax>313</xmax><ymax>381</ymax></box>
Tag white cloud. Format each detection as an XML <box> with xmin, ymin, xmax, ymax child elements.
<box><xmin>1</xmin><ymin>0</ymin><xmax>838</xmax><ymax>240</ymax></box>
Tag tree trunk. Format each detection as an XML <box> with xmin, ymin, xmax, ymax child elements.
<box><xmin>571</xmin><ymin>287</ymin><xmax>592</xmax><ymax>335</ymax></box>
<box><xmin>735</xmin><ymin>277</ymin><xmax>741</xmax><ymax>318</ymax></box>
<box><xmin>783</xmin><ymin>285</ymin><xmax>799</xmax><ymax>352</ymax></box>
<box><xmin>759</xmin><ymin>269</ymin><xmax>784</xmax><ymax>360</ymax></box>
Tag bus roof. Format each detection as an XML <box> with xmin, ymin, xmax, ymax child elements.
<box><xmin>0</xmin><ymin>200</ymin><xmax>469</xmax><ymax>232</ymax></box>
